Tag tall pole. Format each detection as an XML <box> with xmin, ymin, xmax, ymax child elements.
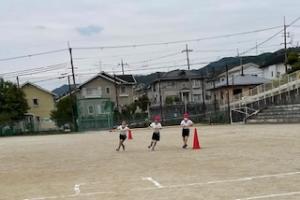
<box><xmin>212</xmin><ymin>67</ymin><xmax>217</xmax><ymax>112</ymax></box>
<box><xmin>284</xmin><ymin>16</ymin><xmax>288</xmax><ymax>73</ymax></box>
<box><xmin>67</xmin><ymin>43</ymin><xmax>78</xmax><ymax>131</ymax></box>
<box><xmin>119</xmin><ymin>59</ymin><xmax>128</xmax><ymax>75</ymax></box>
<box><xmin>182</xmin><ymin>44</ymin><xmax>193</xmax><ymax>70</ymax></box>
<box><xmin>113</xmin><ymin>74</ymin><xmax>119</xmax><ymax>111</ymax></box>
<box><xmin>68</xmin><ymin>45</ymin><xmax>76</xmax><ymax>86</ymax></box>
<box><xmin>157</xmin><ymin>72</ymin><xmax>163</xmax><ymax>122</ymax></box>
<box><xmin>16</xmin><ymin>76</ymin><xmax>20</xmax><ymax>88</ymax></box>
<box><xmin>67</xmin><ymin>75</ymin><xmax>76</xmax><ymax>128</ymax></box>
<box><xmin>226</xmin><ymin>64</ymin><xmax>231</xmax><ymax>123</ymax></box>
<box><xmin>237</xmin><ymin>48</ymin><xmax>244</xmax><ymax>76</ymax></box>
<box><xmin>121</xmin><ymin>59</ymin><xmax>124</xmax><ymax>75</ymax></box>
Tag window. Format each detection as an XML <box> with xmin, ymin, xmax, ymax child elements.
<box><xmin>276</xmin><ymin>72</ymin><xmax>281</xmax><ymax>78</ymax></box>
<box><xmin>233</xmin><ymin>89</ymin><xmax>242</xmax><ymax>95</ymax></box>
<box><xmin>33</xmin><ymin>98</ymin><xmax>39</xmax><ymax>106</ymax></box>
<box><xmin>193</xmin><ymin>94</ymin><xmax>201</xmax><ymax>102</ymax></box>
<box><xmin>167</xmin><ymin>81</ymin><xmax>175</xmax><ymax>88</ymax></box>
<box><xmin>121</xmin><ymin>86</ymin><xmax>126</xmax><ymax>94</ymax></box>
<box><xmin>86</xmin><ymin>88</ymin><xmax>98</xmax><ymax>96</ymax></box>
<box><xmin>206</xmin><ymin>95</ymin><xmax>211</xmax><ymax>100</ymax></box>
<box><xmin>153</xmin><ymin>85</ymin><xmax>156</xmax><ymax>92</ymax></box>
<box><xmin>97</xmin><ymin>104</ymin><xmax>103</xmax><ymax>114</ymax></box>
<box><xmin>106</xmin><ymin>87</ymin><xmax>110</xmax><ymax>94</ymax></box>
<box><xmin>271</xmin><ymin>71</ymin><xmax>274</xmax><ymax>77</ymax></box>
<box><xmin>88</xmin><ymin>105</ymin><xmax>94</xmax><ymax>115</ymax></box>
<box><xmin>193</xmin><ymin>80</ymin><xmax>201</xmax><ymax>88</ymax></box>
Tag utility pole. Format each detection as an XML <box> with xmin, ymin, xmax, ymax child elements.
<box><xmin>237</xmin><ymin>48</ymin><xmax>244</xmax><ymax>76</ymax></box>
<box><xmin>68</xmin><ymin>44</ymin><xmax>76</xmax><ymax>86</ymax></box>
<box><xmin>255</xmin><ymin>41</ymin><xmax>258</xmax><ymax>55</ymax></box>
<box><xmin>182</xmin><ymin>44</ymin><xmax>193</xmax><ymax>70</ymax></box>
<box><xmin>212</xmin><ymin>67</ymin><xmax>217</xmax><ymax>113</ymax></box>
<box><xmin>67</xmin><ymin>42</ymin><xmax>78</xmax><ymax>131</ymax></box>
<box><xmin>113</xmin><ymin>74</ymin><xmax>119</xmax><ymax>111</ymax></box>
<box><xmin>225</xmin><ymin>64</ymin><xmax>231</xmax><ymax>123</ymax></box>
<box><xmin>99</xmin><ymin>60</ymin><xmax>102</xmax><ymax>73</ymax></box>
<box><xmin>119</xmin><ymin>59</ymin><xmax>128</xmax><ymax>75</ymax></box>
<box><xmin>67</xmin><ymin>75</ymin><xmax>76</xmax><ymax>128</ymax></box>
<box><xmin>284</xmin><ymin>16</ymin><xmax>289</xmax><ymax>73</ymax></box>
<box><xmin>157</xmin><ymin>72</ymin><xmax>163</xmax><ymax>123</ymax></box>
<box><xmin>16</xmin><ymin>76</ymin><xmax>20</xmax><ymax>88</ymax></box>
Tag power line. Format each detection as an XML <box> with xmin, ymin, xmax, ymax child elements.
<box><xmin>0</xmin><ymin>25</ymin><xmax>282</xmax><ymax>63</ymax></box>
<box><xmin>129</xmin><ymin>51</ymin><xmax>182</xmax><ymax>65</ymax></box>
<box><xmin>240</xmin><ymin>16</ymin><xmax>300</xmax><ymax>56</ymax></box>
<box><xmin>73</xmin><ymin>26</ymin><xmax>282</xmax><ymax>50</ymax></box>
<box><xmin>1</xmin><ymin>62</ymin><xmax>69</xmax><ymax>78</ymax></box>
<box><xmin>0</xmin><ymin>49</ymin><xmax>67</xmax><ymax>62</ymax></box>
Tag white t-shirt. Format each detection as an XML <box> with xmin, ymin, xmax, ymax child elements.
<box><xmin>180</xmin><ymin>120</ymin><xmax>193</xmax><ymax>129</ymax></box>
<box><xmin>150</xmin><ymin>122</ymin><xmax>162</xmax><ymax>133</ymax></box>
<box><xmin>117</xmin><ymin>126</ymin><xmax>129</xmax><ymax>135</ymax></box>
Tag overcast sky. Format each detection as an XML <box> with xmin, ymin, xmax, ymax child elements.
<box><xmin>0</xmin><ymin>0</ymin><xmax>300</xmax><ymax>90</ymax></box>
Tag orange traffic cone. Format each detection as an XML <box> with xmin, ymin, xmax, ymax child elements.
<box><xmin>193</xmin><ymin>128</ymin><xmax>201</xmax><ymax>150</ymax></box>
<box><xmin>128</xmin><ymin>130</ymin><xmax>133</xmax><ymax>140</ymax></box>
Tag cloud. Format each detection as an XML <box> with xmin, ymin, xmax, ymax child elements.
<box><xmin>76</xmin><ymin>25</ymin><xmax>104</xmax><ymax>36</ymax></box>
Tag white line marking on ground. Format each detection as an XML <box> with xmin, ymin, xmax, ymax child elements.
<box><xmin>24</xmin><ymin>171</ymin><xmax>300</xmax><ymax>199</ymax></box>
<box><xmin>138</xmin><ymin>171</ymin><xmax>300</xmax><ymax>191</ymax></box>
<box><xmin>235</xmin><ymin>191</ymin><xmax>300</xmax><ymax>200</ymax></box>
<box><xmin>74</xmin><ymin>184</ymin><xmax>80</xmax><ymax>195</ymax></box>
<box><xmin>142</xmin><ymin>177</ymin><xmax>164</xmax><ymax>188</ymax></box>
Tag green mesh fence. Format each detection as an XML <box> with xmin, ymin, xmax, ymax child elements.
<box><xmin>77</xmin><ymin>98</ymin><xmax>114</xmax><ymax>131</ymax></box>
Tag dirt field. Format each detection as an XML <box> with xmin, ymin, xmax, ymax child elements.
<box><xmin>0</xmin><ymin>124</ymin><xmax>299</xmax><ymax>200</ymax></box>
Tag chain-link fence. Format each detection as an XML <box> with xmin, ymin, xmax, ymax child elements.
<box><xmin>77</xmin><ymin>98</ymin><xmax>114</xmax><ymax>131</ymax></box>
<box><xmin>149</xmin><ymin>103</ymin><xmax>228</xmax><ymax>125</ymax></box>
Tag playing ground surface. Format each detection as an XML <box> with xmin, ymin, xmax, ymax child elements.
<box><xmin>0</xmin><ymin>124</ymin><xmax>300</xmax><ymax>200</ymax></box>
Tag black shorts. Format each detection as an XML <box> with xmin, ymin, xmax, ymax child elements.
<box><xmin>182</xmin><ymin>129</ymin><xmax>190</xmax><ymax>137</ymax></box>
<box><xmin>119</xmin><ymin>134</ymin><xmax>127</xmax><ymax>140</ymax></box>
<box><xmin>152</xmin><ymin>132</ymin><xmax>160</xmax><ymax>141</ymax></box>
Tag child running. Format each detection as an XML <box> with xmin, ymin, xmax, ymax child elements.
<box><xmin>116</xmin><ymin>121</ymin><xmax>129</xmax><ymax>151</ymax></box>
<box><xmin>180</xmin><ymin>113</ymin><xmax>193</xmax><ymax>149</ymax></box>
<box><xmin>148</xmin><ymin>115</ymin><xmax>162</xmax><ymax>151</ymax></box>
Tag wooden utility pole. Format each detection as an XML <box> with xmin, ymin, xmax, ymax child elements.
<box><xmin>182</xmin><ymin>44</ymin><xmax>193</xmax><ymax>70</ymax></box>
<box><xmin>157</xmin><ymin>72</ymin><xmax>163</xmax><ymax>122</ymax></box>
<box><xmin>237</xmin><ymin>48</ymin><xmax>244</xmax><ymax>76</ymax></box>
<box><xmin>16</xmin><ymin>76</ymin><xmax>20</xmax><ymax>88</ymax></box>
<box><xmin>119</xmin><ymin>59</ymin><xmax>128</xmax><ymax>75</ymax></box>
<box><xmin>212</xmin><ymin>67</ymin><xmax>217</xmax><ymax>112</ymax></box>
<box><xmin>284</xmin><ymin>16</ymin><xmax>289</xmax><ymax>73</ymax></box>
<box><xmin>67</xmin><ymin>75</ymin><xmax>76</xmax><ymax>128</ymax></box>
<box><xmin>67</xmin><ymin>43</ymin><xmax>78</xmax><ymax>131</ymax></box>
<box><xmin>226</xmin><ymin>64</ymin><xmax>231</xmax><ymax>123</ymax></box>
<box><xmin>113</xmin><ymin>74</ymin><xmax>119</xmax><ymax>111</ymax></box>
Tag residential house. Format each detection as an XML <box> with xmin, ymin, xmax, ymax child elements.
<box><xmin>260</xmin><ymin>54</ymin><xmax>291</xmax><ymax>79</ymax></box>
<box><xmin>147</xmin><ymin>70</ymin><xmax>208</xmax><ymax>106</ymax></box>
<box><xmin>77</xmin><ymin>72</ymin><xmax>137</xmax><ymax>113</ymax></box>
<box><xmin>21</xmin><ymin>82</ymin><xmax>57</xmax><ymax>131</ymax></box>
<box><xmin>215</xmin><ymin>63</ymin><xmax>264</xmax><ymax>84</ymax></box>
<box><xmin>206</xmin><ymin>63</ymin><xmax>268</xmax><ymax>107</ymax></box>
<box><xmin>210</xmin><ymin>75</ymin><xmax>269</xmax><ymax>106</ymax></box>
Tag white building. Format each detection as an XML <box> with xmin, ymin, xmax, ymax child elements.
<box><xmin>216</xmin><ymin>63</ymin><xmax>264</xmax><ymax>84</ymax></box>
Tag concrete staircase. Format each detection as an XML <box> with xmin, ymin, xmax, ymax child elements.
<box><xmin>247</xmin><ymin>104</ymin><xmax>300</xmax><ymax>124</ymax></box>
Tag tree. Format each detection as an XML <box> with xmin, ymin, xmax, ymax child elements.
<box><xmin>0</xmin><ymin>79</ymin><xmax>28</xmax><ymax>124</ymax></box>
<box><xmin>50</xmin><ymin>96</ymin><xmax>74</xmax><ymax>128</ymax></box>
<box><xmin>135</xmin><ymin>95</ymin><xmax>150</xmax><ymax>112</ymax></box>
<box><xmin>165</xmin><ymin>96</ymin><xmax>174</xmax><ymax>105</ymax></box>
<box><xmin>288</xmin><ymin>52</ymin><xmax>300</xmax><ymax>73</ymax></box>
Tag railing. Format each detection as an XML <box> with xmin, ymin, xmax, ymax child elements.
<box><xmin>221</xmin><ymin>70</ymin><xmax>300</xmax><ymax>109</ymax></box>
